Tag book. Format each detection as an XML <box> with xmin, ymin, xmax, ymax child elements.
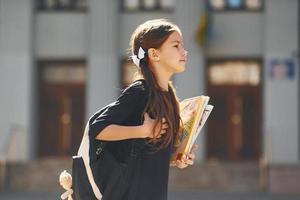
<box><xmin>171</xmin><ymin>95</ymin><xmax>213</xmax><ymax>163</ymax></box>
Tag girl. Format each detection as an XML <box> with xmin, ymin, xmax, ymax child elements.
<box><xmin>83</xmin><ymin>19</ymin><xmax>196</xmax><ymax>200</ymax></box>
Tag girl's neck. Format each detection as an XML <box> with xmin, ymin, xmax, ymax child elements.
<box><xmin>150</xmin><ymin>60</ymin><xmax>173</xmax><ymax>91</ymax></box>
<box><xmin>157</xmin><ymin>79</ymin><xmax>169</xmax><ymax>92</ymax></box>
<box><xmin>154</xmin><ymin>70</ymin><xmax>172</xmax><ymax>92</ymax></box>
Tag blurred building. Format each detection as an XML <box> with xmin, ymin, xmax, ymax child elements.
<box><xmin>0</xmin><ymin>0</ymin><xmax>299</xmax><ymax>196</ymax></box>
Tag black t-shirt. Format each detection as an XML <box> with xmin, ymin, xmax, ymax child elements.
<box><xmin>88</xmin><ymin>79</ymin><xmax>174</xmax><ymax>200</ymax></box>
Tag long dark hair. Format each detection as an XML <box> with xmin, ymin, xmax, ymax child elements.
<box><xmin>129</xmin><ymin>19</ymin><xmax>183</xmax><ymax>151</ymax></box>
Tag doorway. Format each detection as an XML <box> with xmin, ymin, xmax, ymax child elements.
<box><xmin>37</xmin><ymin>60</ymin><xmax>86</xmax><ymax>157</ymax></box>
<box><xmin>206</xmin><ymin>58</ymin><xmax>262</xmax><ymax>161</ymax></box>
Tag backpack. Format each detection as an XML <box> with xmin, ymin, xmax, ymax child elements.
<box><xmin>58</xmin><ymin>84</ymin><xmax>146</xmax><ymax>200</ymax></box>
<box><xmin>59</xmin><ymin>122</ymin><xmax>103</xmax><ymax>200</ymax></box>
<box><xmin>59</xmin><ymin>122</ymin><xmax>142</xmax><ymax>200</ymax></box>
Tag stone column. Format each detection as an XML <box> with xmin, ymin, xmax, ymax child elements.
<box><xmin>0</xmin><ymin>0</ymin><xmax>34</xmax><ymax>161</ymax></box>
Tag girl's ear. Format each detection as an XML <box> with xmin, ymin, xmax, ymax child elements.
<box><xmin>148</xmin><ymin>48</ymin><xmax>160</xmax><ymax>62</ymax></box>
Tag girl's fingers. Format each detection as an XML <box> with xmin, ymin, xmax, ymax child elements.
<box><xmin>180</xmin><ymin>154</ymin><xmax>195</xmax><ymax>165</ymax></box>
<box><xmin>187</xmin><ymin>160</ymin><xmax>194</xmax><ymax>165</ymax></box>
<box><xmin>176</xmin><ymin>160</ymin><xmax>188</xmax><ymax>168</ymax></box>
<box><xmin>191</xmin><ymin>144</ymin><xmax>198</xmax><ymax>153</ymax></box>
<box><xmin>156</xmin><ymin>129</ymin><xmax>166</xmax><ymax>138</ymax></box>
<box><xmin>151</xmin><ymin>118</ymin><xmax>169</xmax><ymax>139</ymax></box>
<box><xmin>188</xmin><ymin>153</ymin><xmax>195</xmax><ymax>160</ymax></box>
<box><xmin>162</xmin><ymin>123</ymin><xmax>168</xmax><ymax>129</ymax></box>
<box><xmin>184</xmin><ymin>158</ymin><xmax>194</xmax><ymax>165</ymax></box>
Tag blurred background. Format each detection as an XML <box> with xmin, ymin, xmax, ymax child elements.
<box><xmin>0</xmin><ymin>0</ymin><xmax>299</xmax><ymax>199</ymax></box>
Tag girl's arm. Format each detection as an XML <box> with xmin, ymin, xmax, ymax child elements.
<box><xmin>96</xmin><ymin>124</ymin><xmax>147</xmax><ymax>141</ymax></box>
<box><xmin>96</xmin><ymin>113</ymin><xmax>168</xmax><ymax>141</ymax></box>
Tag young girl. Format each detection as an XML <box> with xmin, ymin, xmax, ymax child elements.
<box><xmin>78</xmin><ymin>19</ymin><xmax>197</xmax><ymax>200</ymax></box>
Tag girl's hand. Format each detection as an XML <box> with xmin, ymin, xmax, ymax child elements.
<box><xmin>175</xmin><ymin>144</ymin><xmax>198</xmax><ymax>169</ymax></box>
<box><xmin>142</xmin><ymin>112</ymin><xmax>168</xmax><ymax>139</ymax></box>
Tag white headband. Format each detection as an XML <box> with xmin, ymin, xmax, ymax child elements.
<box><xmin>131</xmin><ymin>47</ymin><xmax>146</xmax><ymax>67</ymax></box>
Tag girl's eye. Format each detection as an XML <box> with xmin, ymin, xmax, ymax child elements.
<box><xmin>174</xmin><ymin>45</ymin><xmax>179</xmax><ymax>48</ymax></box>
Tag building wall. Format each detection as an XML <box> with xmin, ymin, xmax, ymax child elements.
<box><xmin>35</xmin><ymin>13</ymin><xmax>88</xmax><ymax>59</ymax></box>
<box><xmin>0</xmin><ymin>0</ymin><xmax>34</xmax><ymax>160</ymax></box>
<box><xmin>264</xmin><ymin>0</ymin><xmax>299</xmax><ymax>164</ymax></box>
<box><xmin>204</xmin><ymin>0</ymin><xmax>299</xmax><ymax>164</ymax></box>
<box><xmin>32</xmin><ymin>0</ymin><xmax>209</xmax><ymax>162</ymax></box>
<box><xmin>0</xmin><ymin>0</ymin><xmax>298</xmax><ymax>163</ymax></box>
<box><xmin>207</xmin><ymin>12</ymin><xmax>264</xmax><ymax>56</ymax></box>
<box><xmin>205</xmin><ymin>2</ymin><xmax>264</xmax><ymax>162</ymax></box>
<box><xmin>86</xmin><ymin>0</ymin><xmax>120</xmax><ymax>117</ymax></box>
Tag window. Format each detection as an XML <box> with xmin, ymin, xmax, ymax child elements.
<box><xmin>208</xmin><ymin>0</ymin><xmax>263</xmax><ymax>12</ymax></box>
<box><xmin>36</xmin><ymin>0</ymin><xmax>88</xmax><ymax>12</ymax></box>
<box><xmin>228</xmin><ymin>0</ymin><xmax>243</xmax><ymax>9</ymax></box>
<box><xmin>41</xmin><ymin>61</ymin><xmax>86</xmax><ymax>84</ymax></box>
<box><xmin>209</xmin><ymin>0</ymin><xmax>226</xmax><ymax>10</ymax></box>
<box><xmin>207</xmin><ymin>59</ymin><xmax>261</xmax><ymax>86</ymax></box>
<box><xmin>122</xmin><ymin>0</ymin><xmax>174</xmax><ymax>12</ymax></box>
<box><xmin>245</xmin><ymin>0</ymin><xmax>262</xmax><ymax>10</ymax></box>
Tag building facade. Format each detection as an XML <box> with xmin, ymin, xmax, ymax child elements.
<box><xmin>0</xmin><ymin>0</ymin><xmax>299</xmax><ymax>194</ymax></box>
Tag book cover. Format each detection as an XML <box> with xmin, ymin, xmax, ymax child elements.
<box><xmin>171</xmin><ymin>96</ymin><xmax>213</xmax><ymax>162</ymax></box>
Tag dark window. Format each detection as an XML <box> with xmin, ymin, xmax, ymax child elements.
<box><xmin>122</xmin><ymin>0</ymin><xmax>174</xmax><ymax>12</ymax></box>
<box><xmin>36</xmin><ymin>0</ymin><xmax>88</xmax><ymax>12</ymax></box>
<box><xmin>208</xmin><ymin>0</ymin><xmax>264</xmax><ymax>12</ymax></box>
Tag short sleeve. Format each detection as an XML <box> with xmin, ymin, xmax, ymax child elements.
<box><xmin>88</xmin><ymin>80</ymin><xmax>148</xmax><ymax>142</ymax></box>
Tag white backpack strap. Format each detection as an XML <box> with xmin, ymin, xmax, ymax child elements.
<box><xmin>77</xmin><ymin>123</ymin><xmax>102</xmax><ymax>200</ymax></box>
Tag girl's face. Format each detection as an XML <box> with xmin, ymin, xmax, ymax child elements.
<box><xmin>157</xmin><ymin>31</ymin><xmax>187</xmax><ymax>73</ymax></box>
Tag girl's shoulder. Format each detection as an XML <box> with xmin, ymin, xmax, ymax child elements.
<box><xmin>121</xmin><ymin>78</ymin><xmax>149</xmax><ymax>95</ymax></box>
